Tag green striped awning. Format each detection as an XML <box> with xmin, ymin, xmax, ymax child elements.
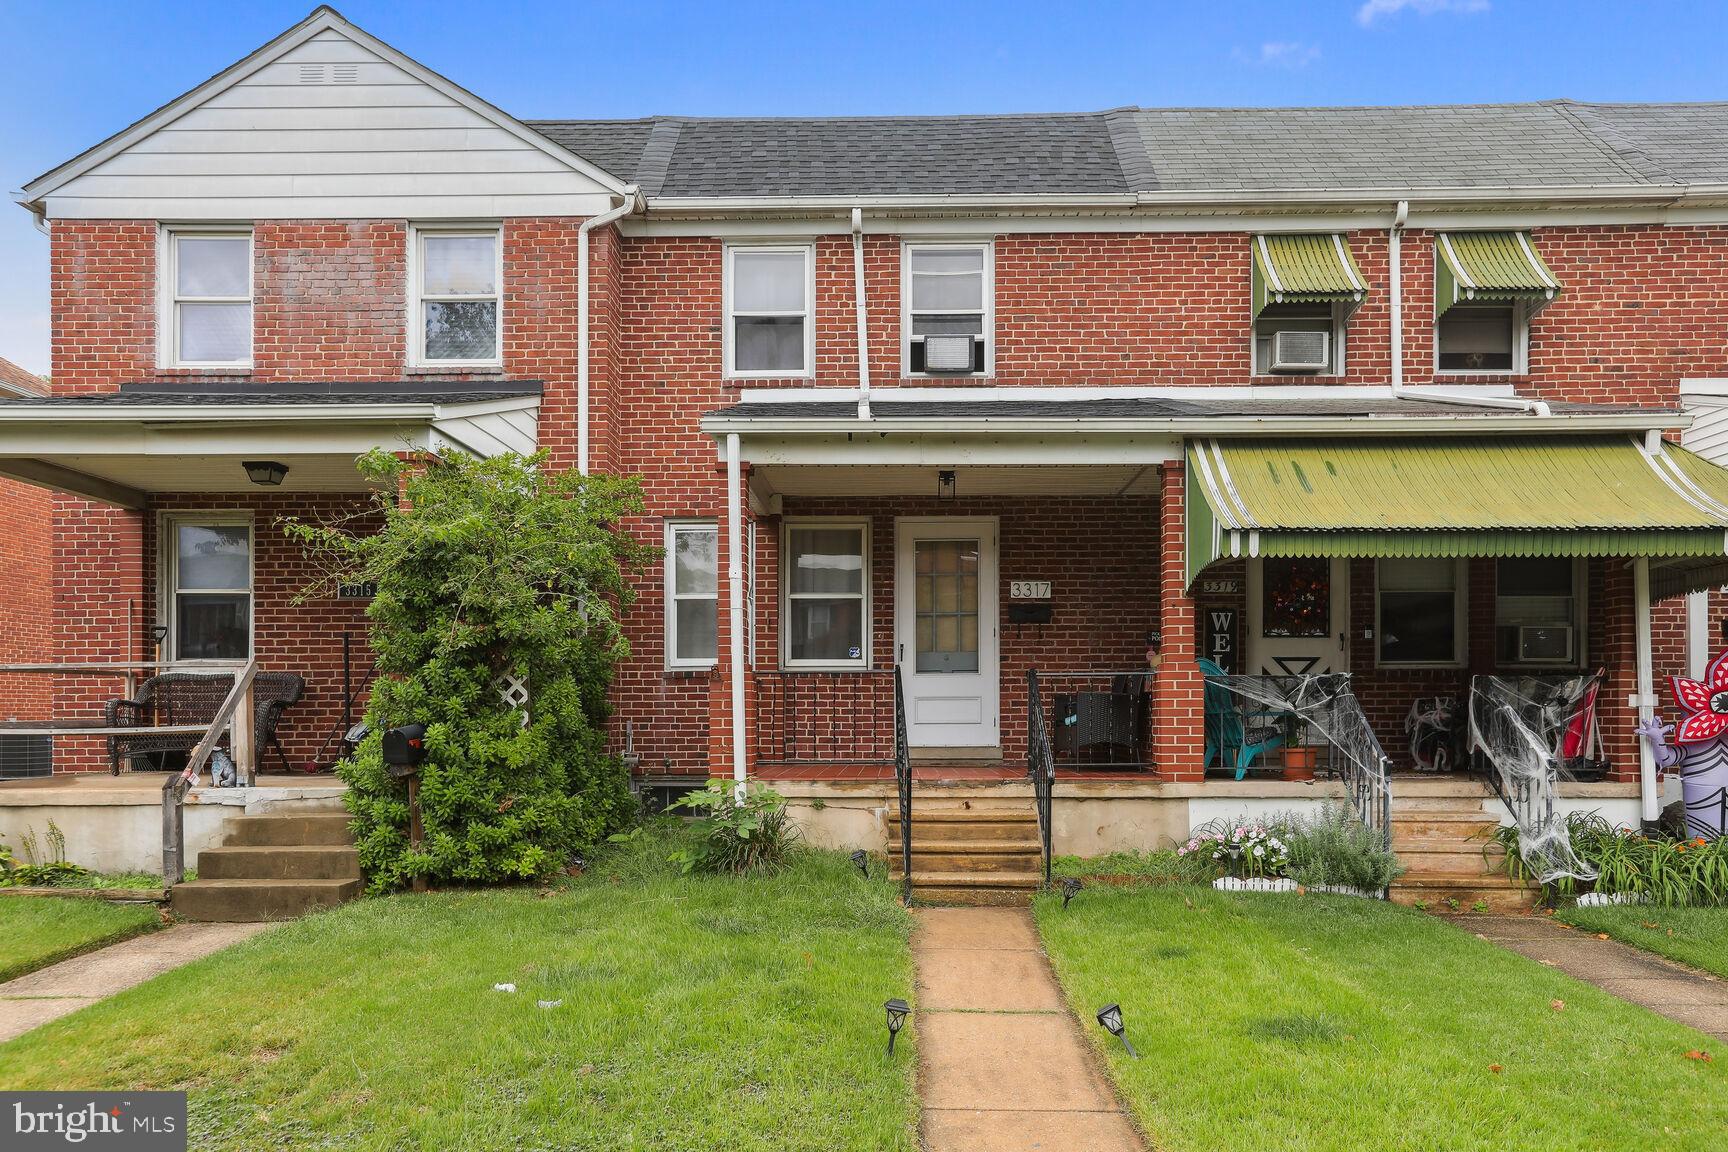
<box><xmin>1435</xmin><ymin>232</ymin><xmax>1560</xmax><ymax>318</ymax></box>
<box><xmin>1186</xmin><ymin>435</ymin><xmax>1728</xmax><ymax>594</ymax></box>
<box><xmin>1252</xmin><ymin>234</ymin><xmax>1368</xmax><ymax>317</ymax></box>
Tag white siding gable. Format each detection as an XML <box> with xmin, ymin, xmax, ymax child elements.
<box><xmin>35</xmin><ymin>24</ymin><xmax>623</xmax><ymax>221</ymax></box>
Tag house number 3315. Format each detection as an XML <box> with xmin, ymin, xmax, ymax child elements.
<box><xmin>1010</xmin><ymin>581</ymin><xmax>1052</xmax><ymax>599</ymax></box>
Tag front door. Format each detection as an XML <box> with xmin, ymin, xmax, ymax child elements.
<box><xmin>1245</xmin><ymin>556</ymin><xmax>1350</xmax><ymax>676</ymax></box>
<box><xmin>895</xmin><ymin>518</ymin><xmax>999</xmax><ymax>749</ymax></box>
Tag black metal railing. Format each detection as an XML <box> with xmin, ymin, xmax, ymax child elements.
<box><xmin>1026</xmin><ymin>668</ymin><xmax>1055</xmax><ymax>884</ymax></box>
<box><xmin>751</xmin><ymin>670</ymin><xmax>895</xmax><ymax>769</ymax></box>
<box><xmin>892</xmin><ymin>666</ymin><xmax>912</xmax><ymax>906</ymax></box>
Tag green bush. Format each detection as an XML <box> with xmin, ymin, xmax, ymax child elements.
<box><xmin>665</xmin><ymin>780</ymin><xmax>800</xmax><ymax>876</ymax></box>
<box><xmin>1281</xmin><ymin>803</ymin><xmax>1405</xmax><ymax>891</ymax></box>
<box><xmin>285</xmin><ymin>449</ymin><xmax>653</xmax><ymax>893</ymax></box>
<box><xmin>1495</xmin><ymin>811</ymin><xmax>1728</xmax><ymax>906</ymax></box>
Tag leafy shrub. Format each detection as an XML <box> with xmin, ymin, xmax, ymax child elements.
<box><xmin>285</xmin><ymin>450</ymin><xmax>652</xmax><ymax>893</ymax></box>
<box><xmin>1495</xmin><ymin>811</ymin><xmax>1728</xmax><ymax>906</ymax></box>
<box><xmin>1180</xmin><ymin>819</ymin><xmax>1290</xmax><ymax>879</ymax></box>
<box><xmin>1281</xmin><ymin>804</ymin><xmax>1404</xmax><ymax>891</ymax></box>
<box><xmin>0</xmin><ymin>822</ymin><xmax>94</xmax><ymax>888</ymax></box>
<box><xmin>666</xmin><ymin>780</ymin><xmax>800</xmax><ymax>876</ymax></box>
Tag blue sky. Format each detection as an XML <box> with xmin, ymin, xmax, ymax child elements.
<box><xmin>1</xmin><ymin>0</ymin><xmax>1724</xmax><ymax>374</ymax></box>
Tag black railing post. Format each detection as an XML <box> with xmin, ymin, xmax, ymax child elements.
<box><xmin>892</xmin><ymin>666</ymin><xmax>912</xmax><ymax>906</ymax></box>
<box><xmin>1026</xmin><ymin>668</ymin><xmax>1055</xmax><ymax>884</ymax></box>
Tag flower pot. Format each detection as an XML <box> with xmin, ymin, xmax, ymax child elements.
<box><xmin>1281</xmin><ymin>746</ymin><xmax>1317</xmax><ymax>782</ymax></box>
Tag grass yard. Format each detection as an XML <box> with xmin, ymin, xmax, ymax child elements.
<box><xmin>1036</xmin><ymin>887</ymin><xmax>1726</xmax><ymax>1152</ymax></box>
<box><xmin>0</xmin><ymin>838</ymin><xmax>919</xmax><ymax>1152</ymax></box>
<box><xmin>0</xmin><ymin>896</ymin><xmax>161</xmax><ymax>983</ymax></box>
<box><xmin>1556</xmin><ymin>904</ymin><xmax>1728</xmax><ymax>979</ymax></box>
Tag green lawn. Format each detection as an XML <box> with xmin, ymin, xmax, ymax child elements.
<box><xmin>0</xmin><ymin>840</ymin><xmax>919</xmax><ymax>1151</ymax></box>
<box><xmin>1036</xmin><ymin>887</ymin><xmax>1726</xmax><ymax>1152</ymax></box>
<box><xmin>0</xmin><ymin>897</ymin><xmax>161</xmax><ymax>983</ymax></box>
<box><xmin>1556</xmin><ymin>904</ymin><xmax>1728</xmax><ymax>979</ymax></box>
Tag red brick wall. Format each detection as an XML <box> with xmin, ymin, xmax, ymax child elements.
<box><xmin>0</xmin><ymin>479</ymin><xmax>54</xmax><ymax>727</ymax></box>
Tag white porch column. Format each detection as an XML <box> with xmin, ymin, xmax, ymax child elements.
<box><xmin>1633</xmin><ymin>556</ymin><xmax>1659</xmax><ymax>824</ymax></box>
<box><xmin>726</xmin><ymin>433</ymin><xmax>747</xmax><ymax>800</ymax></box>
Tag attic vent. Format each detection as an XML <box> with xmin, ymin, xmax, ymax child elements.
<box><xmin>298</xmin><ymin>64</ymin><xmax>327</xmax><ymax>83</ymax></box>
<box><xmin>332</xmin><ymin>63</ymin><xmax>359</xmax><ymax>83</ymax></box>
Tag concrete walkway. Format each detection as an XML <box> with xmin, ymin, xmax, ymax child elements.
<box><xmin>1470</xmin><ymin>915</ymin><xmax>1728</xmax><ymax>1041</ymax></box>
<box><xmin>0</xmin><ymin>922</ymin><xmax>269</xmax><ymax>1043</ymax></box>
<box><xmin>913</xmin><ymin>907</ymin><xmax>1146</xmax><ymax>1152</ymax></box>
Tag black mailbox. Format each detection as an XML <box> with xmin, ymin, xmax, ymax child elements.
<box><xmin>383</xmin><ymin>723</ymin><xmax>428</xmax><ymax>778</ymax></box>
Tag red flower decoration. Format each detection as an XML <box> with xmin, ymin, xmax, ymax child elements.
<box><xmin>1669</xmin><ymin>649</ymin><xmax>1728</xmax><ymax>744</ymax></box>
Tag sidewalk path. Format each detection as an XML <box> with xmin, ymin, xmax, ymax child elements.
<box><xmin>913</xmin><ymin>907</ymin><xmax>1146</xmax><ymax>1152</ymax></box>
<box><xmin>0</xmin><ymin>922</ymin><xmax>269</xmax><ymax>1043</ymax></box>
<box><xmin>1469</xmin><ymin>915</ymin><xmax>1728</xmax><ymax>1041</ymax></box>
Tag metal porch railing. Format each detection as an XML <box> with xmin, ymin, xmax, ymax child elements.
<box><xmin>1026</xmin><ymin>668</ymin><xmax>1055</xmax><ymax>884</ymax></box>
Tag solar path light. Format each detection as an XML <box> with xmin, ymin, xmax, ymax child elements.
<box><xmin>884</xmin><ymin>998</ymin><xmax>910</xmax><ymax>1056</ymax></box>
<box><xmin>1096</xmin><ymin>1003</ymin><xmax>1139</xmax><ymax>1058</ymax></box>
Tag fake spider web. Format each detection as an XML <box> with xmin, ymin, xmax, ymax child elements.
<box><xmin>1467</xmin><ymin>675</ymin><xmax>1599</xmax><ymax>884</ymax></box>
<box><xmin>1207</xmin><ymin>674</ymin><xmax>1393</xmax><ymax>840</ymax></box>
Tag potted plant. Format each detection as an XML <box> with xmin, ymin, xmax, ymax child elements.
<box><xmin>1281</xmin><ymin>716</ymin><xmax>1317</xmax><ymax>781</ymax></box>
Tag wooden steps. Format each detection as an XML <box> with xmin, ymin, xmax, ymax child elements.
<box><xmin>1387</xmin><ymin>777</ymin><xmax>1532</xmax><ymax>913</ymax></box>
<box><xmin>887</xmin><ymin>797</ymin><xmax>1042</xmax><ymax>905</ymax></box>
<box><xmin>172</xmin><ymin>812</ymin><xmax>362</xmax><ymax>922</ymax></box>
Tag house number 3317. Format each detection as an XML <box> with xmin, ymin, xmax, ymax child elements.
<box><xmin>1010</xmin><ymin>581</ymin><xmax>1052</xmax><ymax>599</ymax></box>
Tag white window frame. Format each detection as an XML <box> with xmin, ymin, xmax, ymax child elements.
<box><xmin>160</xmin><ymin>512</ymin><xmax>255</xmax><ymax>666</ymax></box>
<box><xmin>159</xmin><ymin>227</ymin><xmax>253</xmax><ymax>370</ymax></box>
<box><xmin>780</xmin><ymin>517</ymin><xmax>872</xmax><ymax>670</ymax></box>
<box><xmin>902</xmin><ymin>240</ymin><xmax>994</xmax><ymax>378</ymax></box>
<box><xmin>1251</xmin><ymin>301</ymin><xmax>1347</xmax><ymax>377</ymax></box>
<box><xmin>664</xmin><ymin>520</ymin><xmax>719</xmax><ymax>671</ymax></box>
<box><xmin>723</xmin><ymin>244</ymin><xmax>815</xmax><ymax>379</ymax></box>
<box><xmin>408</xmin><ymin>224</ymin><xmax>504</xmax><ymax>369</ymax></box>
<box><xmin>1374</xmin><ymin>557</ymin><xmax>1468</xmax><ymax>669</ymax></box>
<box><xmin>1435</xmin><ymin>299</ymin><xmax>1528</xmax><ymax>376</ymax></box>
<box><xmin>1494</xmin><ymin>556</ymin><xmax>1588</xmax><ymax>670</ymax></box>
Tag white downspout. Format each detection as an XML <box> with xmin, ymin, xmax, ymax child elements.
<box><xmin>725</xmin><ymin>433</ymin><xmax>748</xmax><ymax>801</ymax></box>
<box><xmin>1388</xmin><ymin>198</ymin><xmax>1551</xmax><ymax>417</ymax></box>
<box><xmin>851</xmin><ymin>207</ymin><xmax>871</xmax><ymax>420</ymax></box>
<box><xmin>1633</xmin><ymin>556</ymin><xmax>1660</xmax><ymax>825</ymax></box>
<box><xmin>577</xmin><ymin>187</ymin><xmax>643</xmax><ymax>475</ymax></box>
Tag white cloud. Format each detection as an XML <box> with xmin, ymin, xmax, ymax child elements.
<box><xmin>1234</xmin><ymin>41</ymin><xmax>1322</xmax><ymax>68</ymax></box>
<box><xmin>1357</xmin><ymin>0</ymin><xmax>1489</xmax><ymax>26</ymax></box>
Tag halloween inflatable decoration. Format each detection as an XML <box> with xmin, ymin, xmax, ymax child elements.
<box><xmin>1636</xmin><ymin>649</ymin><xmax>1728</xmax><ymax>840</ymax></box>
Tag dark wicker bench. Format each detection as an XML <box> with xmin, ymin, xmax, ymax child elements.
<box><xmin>104</xmin><ymin>672</ymin><xmax>304</xmax><ymax>775</ymax></box>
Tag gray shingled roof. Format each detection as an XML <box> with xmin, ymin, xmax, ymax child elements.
<box><xmin>528</xmin><ymin>100</ymin><xmax>1728</xmax><ymax>199</ymax></box>
<box><xmin>0</xmin><ymin>380</ymin><xmax>544</xmax><ymax>406</ymax></box>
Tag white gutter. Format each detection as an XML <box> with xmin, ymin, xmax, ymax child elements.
<box><xmin>699</xmin><ymin>411</ymin><xmax>1683</xmax><ymax>438</ymax></box>
<box><xmin>1386</xmin><ymin>198</ymin><xmax>1552</xmax><ymax>418</ymax></box>
<box><xmin>578</xmin><ymin>186</ymin><xmax>644</xmax><ymax>475</ymax></box>
<box><xmin>851</xmin><ymin>207</ymin><xmax>871</xmax><ymax>420</ymax></box>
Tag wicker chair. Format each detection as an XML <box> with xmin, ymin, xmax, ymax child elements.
<box><xmin>104</xmin><ymin>672</ymin><xmax>304</xmax><ymax>775</ymax></box>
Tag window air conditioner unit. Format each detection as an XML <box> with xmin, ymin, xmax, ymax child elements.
<box><xmin>922</xmin><ymin>333</ymin><xmax>975</xmax><ymax>372</ymax></box>
<box><xmin>1270</xmin><ymin>329</ymin><xmax>1330</xmax><ymax>372</ymax></box>
<box><xmin>1517</xmin><ymin>625</ymin><xmax>1573</xmax><ymax>664</ymax></box>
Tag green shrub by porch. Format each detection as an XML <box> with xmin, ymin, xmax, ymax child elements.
<box><xmin>286</xmin><ymin>450</ymin><xmax>652</xmax><ymax>892</ymax></box>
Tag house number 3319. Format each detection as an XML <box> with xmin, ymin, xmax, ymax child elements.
<box><xmin>1010</xmin><ymin>581</ymin><xmax>1052</xmax><ymax>599</ymax></box>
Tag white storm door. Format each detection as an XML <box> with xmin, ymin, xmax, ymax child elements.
<box><xmin>1245</xmin><ymin>556</ymin><xmax>1350</xmax><ymax>676</ymax></box>
<box><xmin>895</xmin><ymin>518</ymin><xmax>999</xmax><ymax>748</ymax></box>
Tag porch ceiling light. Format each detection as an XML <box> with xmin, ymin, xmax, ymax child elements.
<box><xmin>850</xmin><ymin>849</ymin><xmax>870</xmax><ymax>878</ymax></box>
<box><xmin>1060</xmin><ymin>877</ymin><xmax>1082</xmax><ymax>909</ymax></box>
<box><xmin>884</xmin><ymin>998</ymin><xmax>910</xmax><ymax>1056</ymax></box>
<box><xmin>937</xmin><ymin>469</ymin><xmax>956</xmax><ymax>501</ymax></box>
<box><xmin>1096</xmin><ymin>1003</ymin><xmax>1140</xmax><ymax>1059</ymax></box>
<box><xmin>242</xmin><ymin>460</ymin><xmax>289</xmax><ymax>487</ymax></box>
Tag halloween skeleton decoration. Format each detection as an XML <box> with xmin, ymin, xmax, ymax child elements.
<box><xmin>1637</xmin><ymin>649</ymin><xmax>1728</xmax><ymax>840</ymax></box>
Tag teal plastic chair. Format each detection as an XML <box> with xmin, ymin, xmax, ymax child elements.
<box><xmin>1198</xmin><ymin>657</ymin><xmax>1286</xmax><ymax>779</ymax></box>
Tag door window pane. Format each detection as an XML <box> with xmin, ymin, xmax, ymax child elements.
<box><xmin>1262</xmin><ymin>557</ymin><xmax>1330</xmax><ymax>638</ymax></box>
<box><xmin>1379</xmin><ymin>558</ymin><xmax>1459</xmax><ymax>664</ymax></box>
<box><xmin>913</xmin><ymin>539</ymin><xmax>980</xmax><ymax>673</ymax></box>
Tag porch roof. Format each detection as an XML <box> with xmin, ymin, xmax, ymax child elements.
<box><xmin>0</xmin><ymin>381</ymin><xmax>541</xmax><ymax>507</ymax></box>
<box><xmin>1185</xmin><ymin>435</ymin><xmax>1728</xmax><ymax>595</ymax></box>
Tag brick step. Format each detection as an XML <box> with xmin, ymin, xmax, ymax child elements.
<box><xmin>198</xmin><ymin>845</ymin><xmax>362</xmax><ymax>881</ymax></box>
<box><xmin>171</xmin><ymin>878</ymin><xmax>362</xmax><ymax>922</ymax></box>
<box><xmin>225</xmin><ymin>813</ymin><xmax>355</xmax><ymax>847</ymax></box>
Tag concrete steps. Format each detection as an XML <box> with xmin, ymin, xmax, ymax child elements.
<box><xmin>1387</xmin><ymin>777</ymin><xmax>1531</xmax><ymax>913</ymax></box>
<box><xmin>888</xmin><ymin>798</ymin><xmax>1043</xmax><ymax>906</ymax></box>
<box><xmin>172</xmin><ymin>812</ymin><xmax>361</xmax><ymax>922</ymax></box>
